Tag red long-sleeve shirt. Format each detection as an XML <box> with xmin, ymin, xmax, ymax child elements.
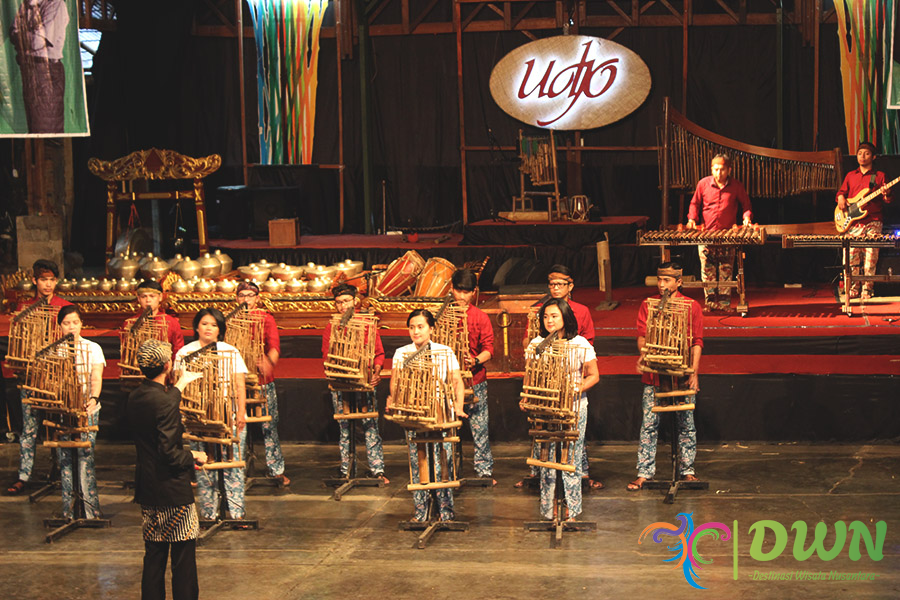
<box><xmin>569</xmin><ymin>300</ymin><xmax>595</xmax><ymax>346</ymax></box>
<box><xmin>636</xmin><ymin>292</ymin><xmax>703</xmax><ymax>386</ymax></box>
<box><xmin>257</xmin><ymin>311</ymin><xmax>280</xmax><ymax>385</ymax></box>
<box><xmin>836</xmin><ymin>168</ymin><xmax>893</xmax><ymax>225</ymax></box>
<box><xmin>465</xmin><ymin>304</ymin><xmax>494</xmax><ymax>385</ymax></box>
<box><xmin>687</xmin><ymin>176</ymin><xmax>753</xmax><ymax>231</ymax></box>
<box><xmin>17</xmin><ymin>294</ymin><xmax>71</xmax><ymax>311</ymax></box>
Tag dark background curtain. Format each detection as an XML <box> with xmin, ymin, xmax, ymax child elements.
<box><xmin>69</xmin><ymin>6</ymin><xmax>850</xmax><ymax>266</ymax></box>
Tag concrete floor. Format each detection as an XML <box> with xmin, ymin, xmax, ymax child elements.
<box><xmin>1</xmin><ymin>441</ymin><xmax>898</xmax><ymax>600</ymax></box>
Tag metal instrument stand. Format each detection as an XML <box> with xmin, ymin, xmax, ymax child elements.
<box><xmin>322</xmin><ymin>391</ymin><xmax>384</xmax><ymax>500</ymax></box>
<box><xmin>524</xmin><ymin>441</ymin><xmax>596</xmax><ymax>549</ymax></box>
<box><xmin>398</xmin><ymin>441</ymin><xmax>468</xmax><ymax>549</ymax></box>
<box><xmin>643</xmin><ymin>390</ymin><xmax>708</xmax><ymax>504</ymax></box>
<box><xmin>198</xmin><ymin>444</ymin><xmax>259</xmax><ymax>544</ymax></box>
<box><xmin>44</xmin><ymin>446</ymin><xmax>111</xmax><ymax>543</ymax></box>
<box><xmin>28</xmin><ymin>450</ymin><xmax>61</xmax><ymax>503</ymax></box>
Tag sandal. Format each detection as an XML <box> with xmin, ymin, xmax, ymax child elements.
<box><xmin>681</xmin><ymin>474</ymin><xmax>699</xmax><ymax>482</ymax></box>
<box><xmin>372</xmin><ymin>472</ymin><xmax>390</xmax><ymax>484</ymax></box>
<box><xmin>626</xmin><ymin>477</ymin><xmax>648</xmax><ymax>491</ymax></box>
<box><xmin>275</xmin><ymin>474</ymin><xmax>291</xmax><ymax>487</ymax></box>
<box><xmin>6</xmin><ymin>480</ymin><xmax>25</xmax><ymax>495</ymax></box>
<box><xmin>583</xmin><ymin>476</ymin><xmax>604</xmax><ymax>490</ymax></box>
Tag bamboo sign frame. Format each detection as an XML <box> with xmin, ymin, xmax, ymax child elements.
<box><xmin>21</xmin><ymin>334</ymin><xmax>95</xmax><ymax>449</ymax></box>
<box><xmin>5</xmin><ymin>300</ymin><xmax>60</xmax><ymax>374</ymax></box>
<box><xmin>118</xmin><ymin>309</ymin><xmax>168</xmax><ymax>384</ymax></box>
<box><xmin>224</xmin><ymin>306</ymin><xmax>271</xmax><ymax>424</ymax></box>
<box><xmin>520</xmin><ymin>340</ymin><xmax>585</xmax><ymax>473</ymax></box>
<box><xmin>179</xmin><ymin>343</ymin><xmax>244</xmax><ymax>469</ymax></box>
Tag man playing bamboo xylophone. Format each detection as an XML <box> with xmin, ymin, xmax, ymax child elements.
<box><xmin>6</xmin><ymin>258</ymin><xmax>71</xmax><ymax>496</ymax></box>
<box><xmin>628</xmin><ymin>263</ymin><xmax>703</xmax><ymax>490</ymax></box>
<box><xmin>687</xmin><ymin>154</ymin><xmax>752</xmax><ymax>308</ymax></box>
<box><xmin>132</xmin><ymin>280</ymin><xmax>185</xmax><ymax>354</ymax></box>
<box><xmin>836</xmin><ymin>141</ymin><xmax>893</xmax><ymax>300</ymax></box>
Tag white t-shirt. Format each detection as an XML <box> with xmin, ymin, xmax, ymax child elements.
<box><xmin>175</xmin><ymin>340</ymin><xmax>249</xmax><ymax>376</ymax></box>
<box><xmin>392</xmin><ymin>341</ymin><xmax>460</xmax><ymax>379</ymax></box>
<box><xmin>73</xmin><ymin>337</ymin><xmax>105</xmax><ymax>413</ymax></box>
<box><xmin>526</xmin><ymin>334</ymin><xmax>596</xmax><ymax>403</ymax></box>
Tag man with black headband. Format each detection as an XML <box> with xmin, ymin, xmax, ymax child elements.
<box><xmin>836</xmin><ymin>141</ymin><xmax>893</xmax><ymax>300</ymax></box>
<box><xmin>628</xmin><ymin>262</ymin><xmax>703</xmax><ymax>491</ymax></box>
<box><xmin>127</xmin><ymin>339</ymin><xmax>207</xmax><ymax>600</ymax></box>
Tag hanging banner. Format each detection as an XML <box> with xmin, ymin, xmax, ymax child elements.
<box><xmin>889</xmin><ymin>2</ymin><xmax>900</xmax><ymax>110</ymax></box>
<box><xmin>489</xmin><ymin>35</ymin><xmax>651</xmax><ymax>131</ymax></box>
<box><xmin>0</xmin><ymin>0</ymin><xmax>89</xmax><ymax>137</ymax></box>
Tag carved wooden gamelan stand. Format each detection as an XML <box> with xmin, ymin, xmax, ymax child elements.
<box><xmin>223</xmin><ymin>306</ymin><xmax>279</xmax><ymax>491</ymax></box>
<box><xmin>21</xmin><ymin>335</ymin><xmax>111</xmax><ymax>542</ymax></box>
<box><xmin>322</xmin><ymin>311</ymin><xmax>386</xmax><ymax>500</ymax></box>
<box><xmin>639</xmin><ymin>294</ymin><xmax>708</xmax><ymax>504</ymax></box>
<box><xmin>386</xmin><ymin>348</ymin><xmax>468</xmax><ymax>549</ymax></box>
<box><xmin>179</xmin><ymin>343</ymin><xmax>258</xmax><ymax>543</ymax></box>
<box><xmin>520</xmin><ymin>340</ymin><xmax>596</xmax><ymax>548</ymax></box>
<box><xmin>6</xmin><ymin>299</ymin><xmax>63</xmax><ymax>503</ymax></box>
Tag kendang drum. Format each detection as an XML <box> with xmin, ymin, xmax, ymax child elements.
<box><xmin>413</xmin><ymin>257</ymin><xmax>456</xmax><ymax>298</ymax></box>
<box><xmin>373</xmin><ymin>251</ymin><xmax>425</xmax><ymax>297</ymax></box>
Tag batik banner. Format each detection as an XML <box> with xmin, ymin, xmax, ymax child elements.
<box><xmin>0</xmin><ymin>0</ymin><xmax>89</xmax><ymax>137</ymax></box>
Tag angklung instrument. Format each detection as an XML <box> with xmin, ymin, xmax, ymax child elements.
<box><xmin>519</xmin><ymin>337</ymin><xmax>584</xmax><ymax>473</ymax></box>
<box><xmin>5</xmin><ymin>298</ymin><xmax>60</xmax><ymax>375</ymax></box>
<box><xmin>21</xmin><ymin>334</ymin><xmax>95</xmax><ymax>449</ymax></box>
<box><xmin>224</xmin><ymin>304</ymin><xmax>271</xmax><ymax>423</ymax></box>
<box><xmin>385</xmin><ymin>345</ymin><xmax>462</xmax><ymax>492</ymax></box>
<box><xmin>431</xmin><ymin>297</ymin><xmax>472</xmax><ymax>385</ymax></box>
<box><xmin>118</xmin><ymin>308</ymin><xmax>168</xmax><ymax>385</ymax></box>
<box><xmin>324</xmin><ymin>308</ymin><xmax>382</xmax><ymax>422</ymax></box>
<box><xmin>178</xmin><ymin>342</ymin><xmax>244</xmax><ymax>469</ymax></box>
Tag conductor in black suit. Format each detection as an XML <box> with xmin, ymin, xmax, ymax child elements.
<box><xmin>126</xmin><ymin>339</ymin><xmax>207</xmax><ymax>600</ymax></box>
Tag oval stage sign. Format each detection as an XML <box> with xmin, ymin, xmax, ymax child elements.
<box><xmin>489</xmin><ymin>35</ymin><xmax>651</xmax><ymax>131</ymax></box>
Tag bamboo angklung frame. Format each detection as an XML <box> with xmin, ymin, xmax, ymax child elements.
<box><xmin>324</xmin><ymin>311</ymin><xmax>379</xmax><ymax>392</ymax></box>
<box><xmin>5</xmin><ymin>299</ymin><xmax>60</xmax><ymax>375</ymax></box>
<box><xmin>639</xmin><ymin>293</ymin><xmax>696</xmax><ymax>411</ymax></box>
<box><xmin>520</xmin><ymin>340</ymin><xmax>585</xmax><ymax>473</ymax></box>
<box><xmin>385</xmin><ymin>347</ymin><xmax>462</xmax><ymax>491</ymax></box>
<box><xmin>431</xmin><ymin>299</ymin><xmax>472</xmax><ymax>383</ymax></box>
<box><xmin>179</xmin><ymin>342</ymin><xmax>245</xmax><ymax>469</ymax></box>
<box><xmin>224</xmin><ymin>306</ymin><xmax>271</xmax><ymax>424</ymax></box>
<box><xmin>118</xmin><ymin>308</ymin><xmax>168</xmax><ymax>384</ymax></box>
<box><xmin>21</xmin><ymin>334</ymin><xmax>95</xmax><ymax>449</ymax></box>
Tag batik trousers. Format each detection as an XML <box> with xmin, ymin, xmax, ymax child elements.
<box><xmin>58</xmin><ymin>410</ymin><xmax>100</xmax><ymax>519</ymax></box>
<box><xmin>196</xmin><ymin>424</ymin><xmax>247</xmax><ymax>520</ymax></box>
<box><xmin>636</xmin><ymin>385</ymin><xmax>696</xmax><ymax>479</ymax></box>
<box><xmin>17</xmin><ymin>388</ymin><xmax>37</xmax><ymax>482</ymax></box>
<box><xmin>408</xmin><ymin>434</ymin><xmax>455</xmax><ymax>521</ymax></box>
<box><xmin>698</xmin><ymin>244</ymin><xmax>735</xmax><ymax>299</ymax></box>
<box><xmin>848</xmin><ymin>220</ymin><xmax>883</xmax><ymax>295</ymax></box>
<box><xmin>331</xmin><ymin>390</ymin><xmax>385</xmax><ymax>476</ymax></box>
<box><xmin>539</xmin><ymin>399</ymin><xmax>587</xmax><ymax>520</ymax></box>
<box><xmin>258</xmin><ymin>383</ymin><xmax>285</xmax><ymax>477</ymax></box>
<box><xmin>466</xmin><ymin>382</ymin><xmax>493</xmax><ymax>477</ymax></box>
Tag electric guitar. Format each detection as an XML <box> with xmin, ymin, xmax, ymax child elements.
<box><xmin>834</xmin><ymin>175</ymin><xmax>900</xmax><ymax>233</ymax></box>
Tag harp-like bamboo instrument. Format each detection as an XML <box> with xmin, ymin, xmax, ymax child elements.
<box><xmin>224</xmin><ymin>305</ymin><xmax>270</xmax><ymax>424</ymax></box>
<box><xmin>385</xmin><ymin>346</ymin><xmax>462</xmax><ymax>491</ymax></box>
<box><xmin>21</xmin><ymin>334</ymin><xmax>95</xmax><ymax>449</ymax></box>
<box><xmin>5</xmin><ymin>299</ymin><xmax>60</xmax><ymax>375</ymax></box>
<box><xmin>658</xmin><ymin>97</ymin><xmax>841</xmax><ymax>228</ymax></box>
<box><xmin>520</xmin><ymin>339</ymin><xmax>585</xmax><ymax>473</ymax></box>
<box><xmin>179</xmin><ymin>342</ymin><xmax>244</xmax><ymax>469</ymax></box>
<box><xmin>431</xmin><ymin>298</ymin><xmax>471</xmax><ymax>383</ymax></box>
<box><xmin>118</xmin><ymin>308</ymin><xmax>168</xmax><ymax>385</ymax></box>
<box><xmin>324</xmin><ymin>310</ymin><xmax>379</xmax><ymax>392</ymax></box>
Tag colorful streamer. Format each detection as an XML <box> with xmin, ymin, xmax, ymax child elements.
<box><xmin>834</xmin><ymin>0</ymin><xmax>900</xmax><ymax>153</ymax></box>
<box><xmin>247</xmin><ymin>0</ymin><xmax>328</xmax><ymax>164</ymax></box>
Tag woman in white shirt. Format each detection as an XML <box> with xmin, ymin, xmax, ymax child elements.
<box><xmin>387</xmin><ymin>309</ymin><xmax>466</xmax><ymax>522</ymax></box>
<box><xmin>523</xmin><ymin>299</ymin><xmax>599</xmax><ymax>521</ymax></box>
<box><xmin>56</xmin><ymin>305</ymin><xmax>106</xmax><ymax>520</ymax></box>
<box><xmin>174</xmin><ymin>308</ymin><xmax>249</xmax><ymax>521</ymax></box>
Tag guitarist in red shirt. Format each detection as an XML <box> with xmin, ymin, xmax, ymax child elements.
<box><xmin>836</xmin><ymin>141</ymin><xmax>894</xmax><ymax>299</ymax></box>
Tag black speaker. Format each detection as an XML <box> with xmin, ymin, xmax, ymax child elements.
<box><xmin>213</xmin><ymin>185</ymin><xmax>251</xmax><ymax>240</ymax></box>
<box><xmin>250</xmin><ymin>186</ymin><xmax>300</xmax><ymax>240</ymax></box>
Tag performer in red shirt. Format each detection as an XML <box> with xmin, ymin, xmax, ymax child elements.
<box><xmin>687</xmin><ymin>154</ymin><xmax>752</xmax><ymax>308</ymax></box>
<box><xmin>450</xmin><ymin>269</ymin><xmax>495</xmax><ymax>484</ymax></box>
<box><xmin>836</xmin><ymin>141</ymin><xmax>893</xmax><ymax>299</ymax></box>
<box><xmin>322</xmin><ymin>284</ymin><xmax>387</xmax><ymax>481</ymax></box>
<box><xmin>236</xmin><ymin>282</ymin><xmax>289</xmax><ymax>486</ymax></box>
<box><xmin>628</xmin><ymin>262</ymin><xmax>703</xmax><ymax>490</ymax></box>
<box><xmin>133</xmin><ymin>280</ymin><xmax>185</xmax><ymax>354</ymax></box>
<box><xmin>7</xmin><ymin>258</ymin><xmax>71</xmax><ymax>495</ymax></box>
